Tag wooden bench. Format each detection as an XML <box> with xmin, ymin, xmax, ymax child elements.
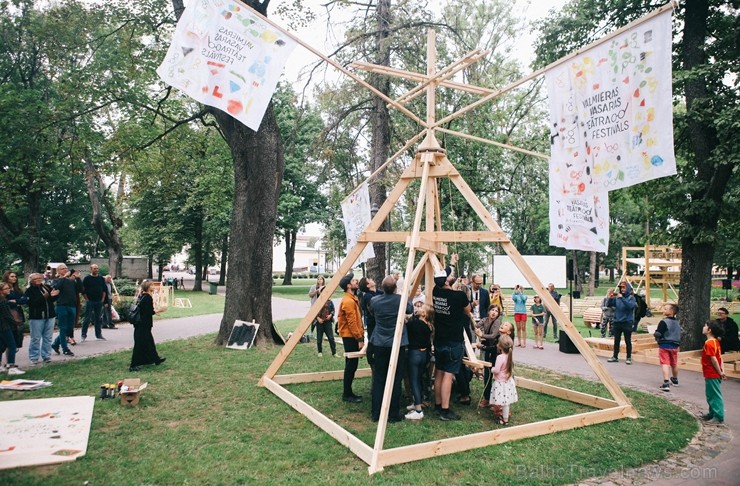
<box><xmin>583</xmin><ymin>307</ymin><xmax>602</xmax><ymax>328</ymax></box>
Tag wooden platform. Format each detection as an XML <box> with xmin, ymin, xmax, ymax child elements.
<box><xmin>583</xmin><ymin>337</ymin><xmax>740</xmax><ymax>379</ymax></box>
<box><xmin>584</xmin><ymin>334</ymin><xmax>658</xmax><ymax>354</ymax></box>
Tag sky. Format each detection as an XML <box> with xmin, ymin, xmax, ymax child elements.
<box><xmin>265</xmin><ymin>0</ymin><xmax>571</xmax><ymax>89</ymax></box>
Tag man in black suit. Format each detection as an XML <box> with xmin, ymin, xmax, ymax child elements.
<box><xmin>469</xmin><ymin>274</ymin><xmax>490</xmax><ymax>324</ymax></box>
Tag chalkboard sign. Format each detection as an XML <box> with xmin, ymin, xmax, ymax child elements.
<box><xmin>226</xmin><ymin>320</ymin><xmax>260</xmax><ymax>350</ymax></box>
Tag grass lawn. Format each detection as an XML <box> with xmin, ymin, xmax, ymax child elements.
<box><xmin>3</xmin><ymin>333</ymin><xmax>698</xmax><ymax>485</ymax></box>
<box><xmin>155</xmin><ymin>289</ymin><xmax>225</xmax><ymax>319</ymax></box>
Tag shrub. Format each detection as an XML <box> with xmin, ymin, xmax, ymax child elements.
<box><xmin>114</xmin><ymin>278</ymin><xmax>139</xmax><ymax>296</ymax></box>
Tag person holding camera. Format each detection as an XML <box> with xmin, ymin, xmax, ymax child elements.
<box><xmin>512</xmin><ymin>285</ymin><xmax>528</xmax><ymax>348</ymax></box>
<box><xmin>308</xmin><ymin>276</ymin><xmax>326</xmax><ymax>335</ymax></box>
<box><xmin>314</xmin><ymin>285</ymin><xmax>337</xmax><ymax>358</ymax></box>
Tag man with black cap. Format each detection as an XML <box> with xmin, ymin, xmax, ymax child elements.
<box><xmin>432</xmin><ymin>254</ymin><xmax>472</xmax><ymax>421</ymax></box>
<box><xmin>337</xmin><ymin>272</ymin><xmax>364</xmax><ymax>403</ymax></box>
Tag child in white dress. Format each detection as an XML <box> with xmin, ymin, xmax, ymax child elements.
<box><xmin>490</xmin><ymin>334</ymin><xmax>518</xmax><ymax>425</ymax></box>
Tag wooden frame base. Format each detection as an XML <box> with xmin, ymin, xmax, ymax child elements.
<box><xmin>262</xmin><ymin>372</ymin><xmax>636</xmax><ymax>473</ymax></box>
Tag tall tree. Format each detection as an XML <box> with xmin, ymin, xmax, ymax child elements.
<box><xmin>166</xmin><ymin>0</ymin><xmax>285</xmax><ymax>345</ymax></box>
<box><xmin>534</xmin><ymin>0</ymin><xmax>740</xmax><ymax>349</ymax></box>
<box><xmin>273</xmin><ymin>83</ymin><xmax>328</xmax><ymax>285</ymax></box>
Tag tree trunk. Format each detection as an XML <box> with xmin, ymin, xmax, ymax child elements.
<box><xmin>147</xmin><ymin>254</ymin><xmax>153</xmax><ymax>279</ymax></box>
<box><xmin>572</xmin><ymin>250</ymin><xmax>583</xmax><ymax>293</ymax></box>
<box><xmin>192</xmin><ymin>212</ymin><xmax>204</xmax><ymax>292</ymax></box>
<box><xmin>167</xmin><ymin>0</ymin><xmax>283</xmax><ymax>346</ymax></box>
<box><xmin>214</xmin><ymin>102</ymin><xmax>284</xmax><ymax>345</ymax></box>
<box><xmin>83</xmin><ymin>158</ymin><xmax>124</xmax><ymax>277</ymax></box>
<box><xmin>365</xmin><ymin>0</ymin><xmax>392</xmax><ymax>284</ymax></box>
<box><xmin>282</xmin><ymin>229</ymin><xmax>296</xmax><ymax>285</ymax></box>
<box><xmin>23</xmin><ymin>189</ymin><xmax>42</xmax><ymax>277</ymax></box>
<box><xmin>678</xmin><ymin>0</ymin><xmax>733</xmax><ymax>349</ymax></box>
<box><xmin>218</xmin><ymin>233</ymin><xmax>228</xmax><ymax>286</ymax></box>
<box><xmin>588</xmin><ymin>251</ymin><xmax>596</xmax><ymax>296</ymax></box>
<box><xmin>679</xmin><ymin>240</ymin><xmax>714</xmax><ymax>350</ymax></box>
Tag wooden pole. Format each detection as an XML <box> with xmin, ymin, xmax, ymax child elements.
<box><xmin>369</xmin><ymin>152</ymin><xmax>434</xmax><ymax>474</ymax></box>
<box><xmin>437</xmin><ymin>127</ymin><xmax>549</xmax><ymax>160</ymax></box>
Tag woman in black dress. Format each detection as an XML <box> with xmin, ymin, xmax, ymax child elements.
<box><xmin>129</xmin><ymin>280</ymin><xmax>166</xmax><ymax>372</ymax></box>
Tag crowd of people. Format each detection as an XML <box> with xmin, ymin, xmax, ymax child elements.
<box><xmin>308</xmin><ymin>254</ymin><xmax>560</xmax><ymax>424</ymax></box>
<box><xmin>307</xmin><ymin>258</ymin><xmax>738</xmax><ymax>425</ymax></box>
<box><xmin>0</xmin><ymin>264</ymin><xmax>165</xmax><ymax>375</ymax></box>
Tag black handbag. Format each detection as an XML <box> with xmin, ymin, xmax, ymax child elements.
<box><xmin>128</xmin><ymin>297</ymin><xmax>143</xmax><ymax>326</ymax></box>
<box><xmin>13</xmin><ymin>324</ymin><xmax>23</xmax><ymax>348</ymax></box>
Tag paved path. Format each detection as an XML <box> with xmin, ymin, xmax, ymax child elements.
<box><xmin>10</xmin><ymin>297</ymin><xmax>738</xmax><ymax>485</ymax></box>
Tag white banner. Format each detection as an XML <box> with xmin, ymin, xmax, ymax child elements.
<box><xmin>549</xmin><ymin>178</ymin><xmax>610</xmax><ymax>253</ymax></box>
<box><xmin>340</xmin><ymin>182</ymin><xmax>375</xmax><ymax>264</ymax></box>
<box><xmin>157</xmin><ymin>0</ymin><xmax>297</xmax><ymax>130</ymax></box>
<box><xmin>546</xmin><ymin>10</ymin><xmax>675</xmax><ymax>252</ymax></box>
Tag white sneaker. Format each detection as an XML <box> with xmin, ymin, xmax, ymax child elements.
<box><xmin>406</xmin><ymin>404</ymin><xmax>416</xmax><ymax>411</ymax></box>
<box><xmin>405</xmin><ymin>410</ymin><xmax>424</xmax><ymax>420</ymax></box>
<box><xmin>317</xmin><ymin>352</ymin><xmax>323</xmax><ymax>357</ymax></box>
<box><xmin>7</xmin><ymin>366</ymin><xmax>25</xmax><ymax>376</ymax></box>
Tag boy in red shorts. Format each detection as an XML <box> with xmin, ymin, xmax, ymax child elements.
<box><xmin>654</xmin><ymin>303</ymin><xmax>680</xmax><ymax>391</ymax></box>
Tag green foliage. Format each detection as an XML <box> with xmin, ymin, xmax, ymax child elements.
<box><xmin>273</xmin><ymin>83</ymin><xmax>329</xmax><ymax>240</ymax></box>
<box><xmin>112</xmin><ymin>278</ymin><xmax>140</xmax><ymax>297</ymax></box>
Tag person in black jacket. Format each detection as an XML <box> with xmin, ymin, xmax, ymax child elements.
<box><xmin>0</xmin><ymin>282</ymin><xmax>25</xmax><ymax>375</ymax></box>
<box><xmin>25</xmin><ymin>273</ymin><xmax>59</xmax><ymax>364</ymax></box>
<box><xmin>717</xmin><ymin>307</ymin><xmax>740</xmax><ymax>353</ymax></box>
<box><xmin>129</xmin><ymin>280</ymin><xmax>167</xmax><ymax>372</ymax></box>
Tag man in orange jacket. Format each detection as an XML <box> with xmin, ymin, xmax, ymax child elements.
<box><xmin>338</xmin><ymin>273</ymin><xmax>364</xmax><ymax>403</ymax></box>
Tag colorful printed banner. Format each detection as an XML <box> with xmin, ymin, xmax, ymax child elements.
<box><xmin>340</xmin><ymin>182</ymin><xmax>375</xmax><ymax>264</ymax></box>
<box><xmin>546</xmin><ymin>10</ymin><xmax>675</xmax><ymax>252</ymax></box>
<box><xmin>157</xmin><ymin>0</ymin><xmax>297</xmax><ymax>130</ymax></box>
<box><xmin>548</xmin><ymin>176</ymin><xmax>610</xmax><ymax>252</ymax></box>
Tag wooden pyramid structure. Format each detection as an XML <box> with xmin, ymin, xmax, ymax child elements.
<box><xmin>259</xmin><ymin>31</ymin><xmax>638</xmax><ymax>474</ymax></box>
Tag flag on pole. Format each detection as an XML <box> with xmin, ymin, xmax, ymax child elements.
<box><xmin>156</xmin><ymin>0</ymin><xmax>297</xmax><ymax>130</ymax></box>
<box><xmin>546</xmin><ymin>9</ymin><xmax>675</xmax><ymax>252</ymax></box>
<box><xmin>340</xmin><ymin>182</ymin><xmax>375</xmax><ymax>264</ymax></box>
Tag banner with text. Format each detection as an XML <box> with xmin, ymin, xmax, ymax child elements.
<box><xmin>157</xmin><ymin>0</ymin><xmax>297</xmax><ymax>130</ymax></box>
<box><xmin>340</xmin><ymin>182</ymin><xmax>375</xmax><ymax>264</ymax></box>
<box><xmin>548</xmin><ymin>170</ymin><xmax>610</xmax><ymax>252</ymax></box>
<box><xmin>546</xmin><ymin>9</ymin><xmax>674</xmax><ymax>252</ymax></box>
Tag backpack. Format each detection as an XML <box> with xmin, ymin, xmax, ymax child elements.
<box><xmin>634</xmin><ymin>294</ymin><xmax>648</xmax><ymax>319</ymax></box>
<box><xmin>129</xmin><ymin>297</ymin><xmax>143</xmax><ymax>326</ymax></box>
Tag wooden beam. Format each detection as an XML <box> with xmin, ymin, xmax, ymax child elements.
<box><xmin>375</xmin><ymin>406</ymin><xmax>635</xmax><ymax>469</ymax></box>
<box><xmin>360</xmin><ymin>230</ymin><xmax>510</xmax><ymax>244</ymax></box>
<box><xmin>446</xmin><ymin>157</ymin><xmax>634</xmax><ymax>409</ymax></box>
<box><xmin>437</xmin><ymin>127</ymin><xmax>549</xmax><ymax>160</ymax></box>
<box><xmin>259</xmin><ymin>239</ymin><xmax>368</xmax><ymax>384</ymax></box>
<box><xmin>272</xmin><ymin>368</ymin><xmax>372</xmax><ymax>385</ymax></box>
<box><xmin>405</xmin><ymin>234</ymin><xmax>445</xmax><ymax>254</ymax></box>
<box><xmin>516</xmin><ymin>377</ymin><xmax>619</xmax><ymax>409</ymax></box>
<box><xmin>262</xmin><ymin>377</ymin><xmax>374</xmax><ymax>465</ymax></box>
<box><xmin>350</xmin><ymin>60</ymin><xmax>496</xmax><ymax>96</ymax></box>
<box><xmin>370</xmin><ymin>143</ymin><xmax>434</xmax><ymax>473</ymax></box>
<box><xmin>393</xmin><ymin>48</ymin><xmax>487</xmax><ymax>107</ymax></box>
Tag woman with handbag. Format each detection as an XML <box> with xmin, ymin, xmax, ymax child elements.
<box><xmin>25</xmin><ymin>273</ymin><xmax>59</xmax><ymax>364</ymax></box>
<box><xmin>0</xmin><ymin>282</ymin><xmax>25</xmax><ymax>375</ymax></box>
<box><xmin>2</xmin><ymin>271</ymin><xmax>28</xmax><ymax>330</ymax></box>
<box><xmin>129</xmin><ymin>280</ymin><xmax>167</xmax><ymax>372</ymax></box>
